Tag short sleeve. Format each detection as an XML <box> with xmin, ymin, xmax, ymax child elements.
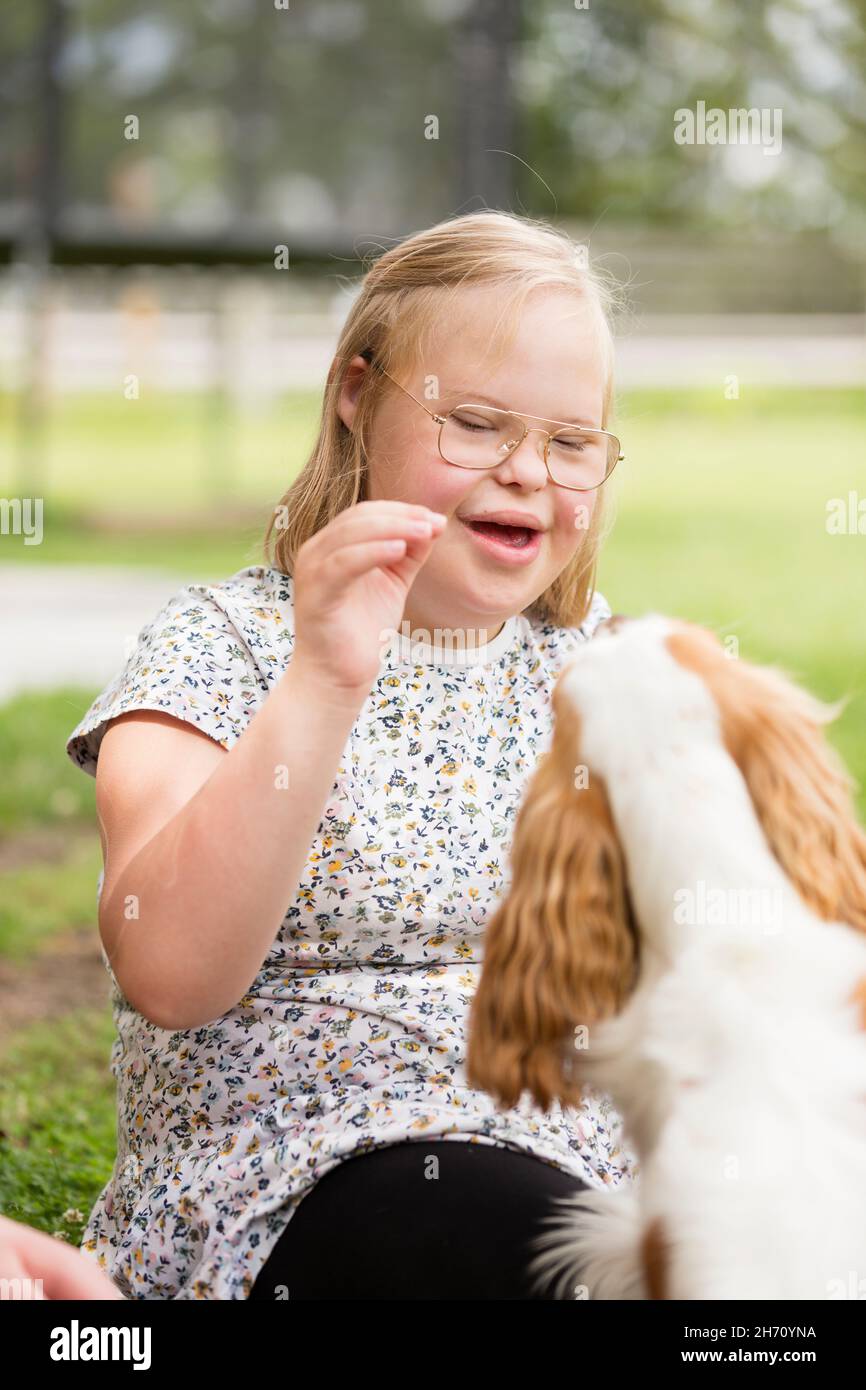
<box><xmin>65</xmin><ymin>583</ymin><xmax>271</xmax><ymax>778</ymax></box>
<box><xmin>577</xmin><ymin>587</ymin><xmax>612</xmax><ymax>640</ymax></box>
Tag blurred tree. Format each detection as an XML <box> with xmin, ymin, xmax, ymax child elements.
<box><xmin>0</xmin><ymin>0</ymin><xmax>863</xmax><ymax>269</ymax></box>
<box><xmin>455</xmin><ymin>0</ymin><xmax>521</xmax><ymax>211</ymax></box>
<box><xmin>520</xmin><ymin>0</ymin><xmax>866</xmax><ymax>258</ymax></box>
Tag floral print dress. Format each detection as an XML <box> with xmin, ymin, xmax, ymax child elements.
<box><xmin>65</xmin><ymin>564</ymin><xmax>639</xmax><ymax>1300</ymax></box>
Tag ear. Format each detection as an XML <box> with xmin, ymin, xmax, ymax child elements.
<box><xmin>669</xmin><ymin>630</ymin><xmax>866</xmax><ymax>933</ymax></box>
<box><xmin>466</xmin><ymin>695</ymin><xmax>638</xmax><ymax>1112</ymax></box>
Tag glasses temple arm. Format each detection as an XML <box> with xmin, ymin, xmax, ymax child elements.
<box><xmin>364</xmin><ymin>357</ymin><xmax>443</xmax><ymax>421</ymax></box>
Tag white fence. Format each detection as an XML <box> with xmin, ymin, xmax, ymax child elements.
<box><xmin>0</xmin><ymin>272</ymin><xmax>864</xmax><ymax>391</ymax></box>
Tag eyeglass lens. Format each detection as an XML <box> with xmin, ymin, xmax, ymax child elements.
<box><xmin>439</xmin><ymin>406</ymin><xmax>616</xmax><ymax>489</ymax></box>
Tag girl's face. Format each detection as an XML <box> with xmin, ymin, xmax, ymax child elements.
<box><xmin>338</xmin><ymin>285</ymin><xmax>609</xmax><ymax>641</ymax></box>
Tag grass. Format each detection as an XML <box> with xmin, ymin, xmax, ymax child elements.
<box><xmin>0</xmin><ymin>691</ymin><xmax>115</xmax><ymax>1236</ymax></box>
<box><xmin>0</xmin><ymin>1009</ymin><xmax>117</xmax><ymax>1240</ymax></box>
<box><xmin>0</xmin><ymin>839</ymin><xmax>103</xmax><ymax>960</ymax></box>
<box><xmin>0</xmin><ymin>508</ymin><xmax>266</xmax><ymax>579</ymax></box>
<box><xmin>604</xmin><ymin>388</ymin><xmax>866</xmax><ymax>799</ymax></box>
<box><xmin>0</xmin><ymin>387</ymin><xmax>322</xmax><ymax>513</ymax></box>
<box><xmin>0</xmin><ymin>688</ymin><xmax>97</xmax><ymax>836</ymax></box>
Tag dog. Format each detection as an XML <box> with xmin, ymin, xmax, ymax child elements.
<box><xmin>467</xmin><ymin>614</ymin><xmax>866</xmax><ymax>1299</ymax></box>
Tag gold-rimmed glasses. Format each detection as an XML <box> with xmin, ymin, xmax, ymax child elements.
<box><xmin>359</xmin><ymin>352</ymin><xmax>623</xmax><ymax>492</ymax></box>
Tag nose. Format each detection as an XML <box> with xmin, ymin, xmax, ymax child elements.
<box><xmin>495</xmin><ymin>427</ymin><xmax>549</xmax><ymax>486</ymax></box>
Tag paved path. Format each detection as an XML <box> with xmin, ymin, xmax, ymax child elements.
<box><xmin>0</xmin><ymin>564</ymin><xmax>187</xmax><ymax>701</ymax></box>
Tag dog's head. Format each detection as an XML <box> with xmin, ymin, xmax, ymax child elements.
<box><xmin>466</xmin><ymin>613</ymin><xmax>866</xmax><ymax>1111</ymax></box>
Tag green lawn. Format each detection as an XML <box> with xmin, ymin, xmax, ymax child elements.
<box><xmin>0</xmin><ymin>1009</ymin><xmax>117</xmax><ymax>1241</ymax></box>
<box><xmin>0</xmin><ymin>387</ymin><xmax>321</xmax><ymax>514</ymax></box>
<box><xmin>0</xmin><ymin>689</ymin><xmax>97</xmax><ymax>835</ymax></box>
<box><xmin>1</xmin><ymin>384</ymin><xmax>864</xmax><ymax>1238</ymax></box>
<box><xmin>604</xmin><ymin>387</ymin><xmax>866</xmax><ymax>798</ymax></box>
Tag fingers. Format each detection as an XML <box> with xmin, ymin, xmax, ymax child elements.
<box><xmin>318</xmin><ymin>526</ymin><xmax>444</xmax><ymax>592</ymax></box>
<box><xmin>42</xmin><ymin>1258</ymin><xmax>128</xmax><ymax>1300</ymax></box>
<box><xmin>316</xmin><ymin>501</ymin><xmax>447</xmax><ymax>556</ymax></box>
<box><xmin>332</xmin><ymin>515</ymin><xmax>440</xmax><ymax>556</ymax></box>
<box><xmin>304</xmin><ymin>503</ymin><xmax>447</xmax><ymax>599</ymax></box>
<box><xmin>0</xmin><ymin>1216</ymin><xmax>127</xmax><ymax>1300</ymax></box>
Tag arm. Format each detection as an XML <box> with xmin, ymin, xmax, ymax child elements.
<box><xmin>95</xmin><ymin>663</ymin><xmax>364</xmax><ymax>1031</ymax></box>
<box><xmin>94</xmin><ymin>499</ymin><xmax>446</xmax><ymax>1031</ymax></box>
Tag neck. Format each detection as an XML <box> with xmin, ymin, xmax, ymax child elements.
<box><xmin>400</xmin><ymin>598</ymin><xmax>506</xmax><ymax>651</ymax></box>
<box><xmin>608</xmin><ymin>742</ymin><xmax>806</xmax><ymax>963</ymax></box>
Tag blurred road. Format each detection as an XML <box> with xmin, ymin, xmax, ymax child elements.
<box><xmin>0</xmin><ymin>564</ymin><xmax>185</xmax><ymax>701</ymax></box>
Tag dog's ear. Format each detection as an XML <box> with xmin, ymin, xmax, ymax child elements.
<box><xmin>669</xmin><ymin>629</ymin><xmax>866</xmax><ymax>933</ymax></box>
<box><xmin>731</xmin><ymin>671</ymin><xmax>866</xmax><ymax>933</ymax></box>
<box><xmin>466</xmin><ymin>697</ymin><xmax>638</xmax><ymax>1112</ymax></box>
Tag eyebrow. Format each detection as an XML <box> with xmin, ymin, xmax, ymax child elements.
<box><xmin>445</xmin><ymin>387</ymin><xmax>597</xmax><ymax>430</ymax></box>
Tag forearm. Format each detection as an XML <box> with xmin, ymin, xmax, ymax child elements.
<box><xmin>99</xmin><ymin>659</ymin><xmax>366</xmax><ymax>1030</ymax></box>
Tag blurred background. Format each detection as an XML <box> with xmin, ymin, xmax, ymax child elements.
<box><xmin>0</xmin><ymin>0</ymin><xmax>864</xmax><ymax>1242</ymax></box>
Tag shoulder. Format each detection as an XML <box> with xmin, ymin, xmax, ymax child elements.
<box><xmin>516</xmin><ymin>587</ymin><xmax>612</xmax><ymax>674</ymax></box>
<box><xmin>110</xmin><ymin>563</ymin><xmax>296</xmax><ymax>693</ymax></box>
<box><xmin>181</xmin><ymin>565</ymin><xmax>296</xmax><ymax>687</ymax></box>
<box><xmin>65</xmin><ymin>566</ymin><xmax>295</xmax><ymax>776</ymax></box>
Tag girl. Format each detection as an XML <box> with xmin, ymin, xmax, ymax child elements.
<box><xmin>66</xmin><ymin>209</ymin><xmax>638</xmax><ymax>1300</ymax></box>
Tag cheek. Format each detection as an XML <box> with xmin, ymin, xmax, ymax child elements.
<box><xmin>367</xmin><ymin>414</ymin><xmax>465</xmax><ymax>508</ymax></box>
<box><xmin>553</xmin><ymin>491</ymin><xmax>596</xmax><ymax>548</ymax></box>
<box><xmin>375</xmin><ymin>437</ymin><xmax>478</xmax><ymax>513</ymax></box>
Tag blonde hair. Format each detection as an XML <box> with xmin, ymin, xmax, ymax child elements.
<box><xmin>264</xmin><ymin>209</ymin><xmax>623</xmax><ymax>627</ymax></box>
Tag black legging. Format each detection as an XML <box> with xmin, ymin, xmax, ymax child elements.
<box><xmin>248</xmin><ymin>1138</ymin><xmax>590</xmax><ymax>1300</ymax></box>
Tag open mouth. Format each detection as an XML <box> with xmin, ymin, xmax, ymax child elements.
<box><xmin>465</xmin><ymin>520</ymin><xmax>537</xmax><ymax>549</ymax></box>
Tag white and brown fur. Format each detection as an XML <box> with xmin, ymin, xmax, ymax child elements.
<box><xmin>466</xmin><ymin>614</ymin><xmax>866</xmax><ymax>1299</ymax></box>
